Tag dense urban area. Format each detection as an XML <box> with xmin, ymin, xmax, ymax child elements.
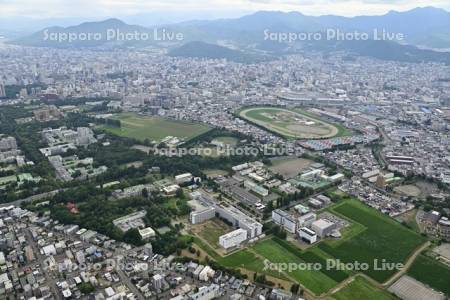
<box><xmin>0</xmin><ymin>27</ymin><xmax>450</xmax><ymax>300</ymax></box>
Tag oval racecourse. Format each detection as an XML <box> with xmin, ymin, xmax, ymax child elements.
<box><xmin>239</xmin><ymin>107</ymin><xmax>340</xmax><ymax>139</ymax></box>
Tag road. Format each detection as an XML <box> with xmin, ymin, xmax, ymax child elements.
<box><xmin>24</xmin><ymin>228</ymin><xmax>62</xmax><ymax>300</ymax></box>
<box><xmin>0</xmin><ymin>189</ymin><xmax>64</xmax><ymax>208</ymax></box>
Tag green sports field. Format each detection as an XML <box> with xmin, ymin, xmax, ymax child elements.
<box><xmin>319</xmin><ymin>199</ymin><xmax>426</xmax><ymax>283</ymax></box>
<box><xmin>238</xmin><ymin>107</ymin><xmax>343</xmax><ymax>139</ymax></box>
<box><xmin>101</xmin><ymin>113</ymin><xmax>211</xmax><ymax>142</ymax></box>
<box><xmin>332</xmin><ymin>276</ymin><xmax>397</xmax><ymax>300</ymax></box>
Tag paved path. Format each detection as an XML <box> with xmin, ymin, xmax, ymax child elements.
<box><xmin>382</xmin><ymin>241</ymin><xmax>431</xmax><ymax>287</ymax></box>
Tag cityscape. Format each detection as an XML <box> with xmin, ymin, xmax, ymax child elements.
<box><xmin>0</xmin><ymin>1</ymin><xmax>450</xmax><ymax>300</ymax></box>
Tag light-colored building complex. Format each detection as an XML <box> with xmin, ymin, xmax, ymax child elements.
<box><xmin>138</xmin><ymin>227</ymin><xmax>156</xmax><ymax>240</ymax></box>
<box><xmin>272</xmin><ymin>209</ymin><xmax>297</xmax><ymax>233</ymax></box>
<box><xmin>311</xmin><ymin>219</ymin><xmax>336</xmax><ymax>237</ymax></box>
<box><xmin>190</xmin><ymin>207</ymin><xmax>216</xmax><ymax>225</ymax></box>
<box><xmin>298</xmin><ymin>227</ymin><xmax>317</xmax><ymax>244</ymax></box>
<box><xmin>298</xmin><ymin>212</ymin><xmax>317</xmax><ymax>228</ymax></box>
<box><xmin>175</xmin><ymin>173</ymin><xmax>193</xmax><ymax>184</ymax></box>
<box><xmin>189</xmin><ymin>284</ymin><xmax>220</xmax><ymax>300</ymax></box>
<box><xmin>219</xmin><ymin>228</ymin><xmax>248</xmax><ymax>249</ymax></box>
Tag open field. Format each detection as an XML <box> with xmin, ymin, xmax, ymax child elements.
<box><xmin>101</xmin><ymin>113</ymin><xmax>211</xmax><ymax>142</ymax></box>
<box><xmin>269</xmin><ymin>156</ymin><xmax>314</xmax><ymax>179</ymax></box>
<box><xmin>189</xmin><ymin>235</ymin><xmax>289</xmax><ymax>280</ymax></box>
<box><xmin>408</xmin><ymin>254</ymin><xmax>450</xmax><ymax>296</ymax></box>
<box><xmin>238</xmin><ymin>107</ymin><xmax>341</xmax><ymax>139</ymax></box>
<box><xmin>191</xmin><ymin>218</ymin><xmax>233</xmax><ymax>249</ymax></box>
<box><xmin>395</xmin><ymin>209</ymin><xmax>420</xmax><ymax>233</ymax></box>
<box><xmin>252</xmin><ymin>238</ymin><xmax>342</xmax><ymax>295</ymax></box>
<box><xmin>212</xmin><ymin>136</ymin><xmax>239</xmax><ymax>146</ymax></box>
<box><xmin>319</xmin><ymin>199</ymin><xmax>426</xmax><ymax>283</ymax></box>
<box><xmin>394</xmin><ymin>185</ymin><xmax>422</xmax><ymax>197</ymax></box>
<box><xmin>333</xmin><ymin>276</ymin><xmax>397</xmax><ymax>300</ymax></box>
<box><xmin>274</xmin><ymin>238</ymin><xmax>349</xmax><ymax>282</ymax></box>
<box><xmin>394</xmin><ymin>181</ymin><xmax>443</xmax><ymax>199</ymax></box>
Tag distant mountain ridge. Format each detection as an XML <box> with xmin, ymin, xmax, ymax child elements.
<box><xmin>13</xmin><ymin>6</ymin><xmax>450</xmax><ymax>49</ymax></box>
<box><xmin>10</xmin><ymin>6</ymin><xmax>450</xmax><ymax>64</ymax></box>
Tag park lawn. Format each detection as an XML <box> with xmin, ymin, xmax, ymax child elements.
<box><xmin>252</xmin><ymin>239</ymin><xmax>338</xmax><ymax>295</ymax></box>
<box><xmin>332</xmin><ymin>276</ymin><xmax>397</xmax><ymax>300</ymax></box>
<box><xmin>319</xmin><ymin>199</ymin><xmax>426</xmax><ymax>283</ymax></box>
<box><xmin>408</xmin><ymin>254</ymin><xmax>450</xmax><ymax>296</ymax></box>
<box><xmin>102</xmin><ymin>113</ymin><xmax>210</xmax><ymax>142</ymax></box>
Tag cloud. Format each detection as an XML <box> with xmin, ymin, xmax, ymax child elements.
<box><xmin>0</xmin><ymin>0</ymin><xmax>449</xmax><ymax>18</ymax></box>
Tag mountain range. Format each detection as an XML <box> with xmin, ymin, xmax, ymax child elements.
<box><xmin>9</xmin><ymin>6</ymin><xmax>450</xmax><ymax>64</ymax></box>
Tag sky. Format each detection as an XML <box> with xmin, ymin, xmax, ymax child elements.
<box><xmin>1</xmin><ymin>0</ymin><xmax>450</xmax><ymax>19</ymax></box>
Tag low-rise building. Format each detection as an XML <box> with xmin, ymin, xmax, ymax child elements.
<box><xmin>298</xmin><ymin>227</ymin><xmax>317</xmax><ymax>244</ymax></box>
<box><xmin>311</xmin><ymin>219</ymin><xmax>336</xmax><ymax>237</ymax></box>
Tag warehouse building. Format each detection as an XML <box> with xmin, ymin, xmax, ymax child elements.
<box><xmin>311</xmin><ymin>219</ymin><xmax>336</xmax><ymax>237</ymax></box>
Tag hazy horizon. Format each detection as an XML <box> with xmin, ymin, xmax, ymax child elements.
<box><xmin>1</xmin><ymin>0</ymin><xmax>450</xmax><ymax>20</ymax></box>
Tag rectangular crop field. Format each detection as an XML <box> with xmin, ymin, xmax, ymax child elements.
<box><xmin>319</xmin><ymin>199</ymin><xmax>426</xmax><ymax>282</ymax></box>
<box><xmin>252</xmin><ymin>238</ymin><xmax>341</xmax><ymax>295</ymax></box>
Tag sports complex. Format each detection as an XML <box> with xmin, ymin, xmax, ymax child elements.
<box><xmin>238</xmin><ymin>106</ymin><xmax>346</xmax><ymax>139</ymax></box>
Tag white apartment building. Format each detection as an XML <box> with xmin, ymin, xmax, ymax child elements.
<box><xmin>190</xmin><ymin>207</ymin><xmax>216</xmax><ymax>224</ymax></box>
<box><xmin>219</xmin><ymin>228</ymin><xmax>248</xmax><ymax>249</ymax></box>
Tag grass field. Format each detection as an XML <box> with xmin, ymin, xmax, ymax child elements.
<box><xmin>395</xmin><ymin>209</ymin><xmax>421</xmax><ymax>233</ymax></box>
<box><xmin>252</xmin><ymin>238</ymin><xmax>343</xmax><ymax>295</ymax></box>
<box><xmin>190</xmin><ymin>235</ymin><xmax>288</xmax><ymax>280</ymax></box>
<box><xmin>102</xmin><ymin>113</ymin><xmax>211</xmax><ymax>142</ymax></box>
<box><xmin>192</xmin><ymin>219</ymin><xmax>233</xmax><ymax>249</ymax></box>
<box><xmin>332</xmin><ymin>276</ymin><xmax>397</xmax><ymax>300</ymax></box>
<box><xmin>408</xmin><ymin>254</ymin><xmax>450</xmax><ymax>296</ymax></box>
<box><xmin>319</xmin><ymin>199</ymin><xmax>426</xmax><ymax>283</ymax></box>
<box><xmin>238</xmin><ymin>107</ymin><xmax>343</xmax><ymax>139</ymax></box>
<box><xmin>190</xmin><ymin>197</ymin><xmax>427</xmax><ymax>295</ymax></box>
<box><xmin>212</xmin><ymin>136</ymin><xmax>239</xmax><ymax>146</ymax></box>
